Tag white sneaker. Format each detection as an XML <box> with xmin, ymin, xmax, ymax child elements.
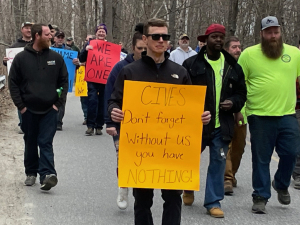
<box><xmin>117</xmin><ymin>187</ymin><xmax>128</xmax><ymax>210</ymax></box>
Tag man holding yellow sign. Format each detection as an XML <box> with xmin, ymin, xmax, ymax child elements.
<box><xmin>108</xmin><ymin>18</ymin><xmax>211</xmax><ymax>225</ymax></box>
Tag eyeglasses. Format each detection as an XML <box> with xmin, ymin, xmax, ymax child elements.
<box><xmin>146</xmin><ymin>34</ymin><xmax>170</xmax><ymax>41</ymax></box>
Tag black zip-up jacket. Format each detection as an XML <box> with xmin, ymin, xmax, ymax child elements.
<box><xmin>3</xmin><ymin>37</ymin><xmax>32</xmax><ymax>66</ymax></box>
<box><xmin>108</xmin><ymin>51</ymin><xmax>191</xmax><ymax>116</ymax></box>
<box><xmin>8</xmin><ymin>43</ymin><xmax>68</xmax><ymax>114</ymax></box>
<box><xmin>182</xmin><ymin>46</ymin><xmax>246</xmax><ymax>141</ymax></box>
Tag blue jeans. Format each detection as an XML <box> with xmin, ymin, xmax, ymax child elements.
<box><xmin>112</xmin><ymin>128</ymin><xmax>120</xmax><ymax>176</ymax></box>
<box><xmin>18</xmin><ymin>110</ymin><xmax>22</xmax><ymax>126</ymax></box>
<box><xmin>87</xmin><ymin>82</ymin><xmax>105</xmax><ymax>129</ymax></box>
<box><xmin>80</xmin><ymin>96</ymin><xmax>88</xmax><ymax>120</ymax></box>
<box><xmin>57</xmin><ymin>101</ymin><xmax>65</xmax><ymax>125</ymax></box>
<box><xmin>203</xmin><ymin>128</ymin><xmax>230</xmax><ymax>209</ymax></box>
<box><xmin>21</xmin><ymin>109</ymin><xmax>58</xmax><ymax>183</ymax></box>
<box><xmin>293</xmin><ymin>110</ymin><xmax>300</xmax><ymax>179</ymax></box>
<box><xmin>248</xmin><ymin>115</ymin><xmax>300</xmax><ymax>199</ymax></box>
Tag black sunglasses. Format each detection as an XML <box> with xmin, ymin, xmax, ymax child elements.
<box><xmin>146</xmin><ymin>34</ymin><xmax>171</xmax><ymax>41</ymax></box>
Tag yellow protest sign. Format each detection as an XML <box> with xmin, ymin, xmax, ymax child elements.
<box><xmin>75</xmin><ymin>66</ymin><xmax>88</xmax><ymax>96</ymax></box>
<box><xmin>119</xmin><ymin>81</ymin><xmax>207</xmax><ymax>191</ymax></box>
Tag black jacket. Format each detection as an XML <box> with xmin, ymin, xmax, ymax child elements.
<box><xmin>8</xmin><ymin>44</ymin><xmax>68</xmax><ymax>114</ymax></box>
<box><xmin>3</xmin><ymin>37</ymin><xmax>32</xmax><ymax>66</ymax></box>
<box><xmin>108</xmin><ymin>51</ymin><xmax>191</xmax><ymax>115</ymax></box>
<box><xmin>182</xmin><ymin>46</ymin><xmax>246</xmax><ymax>141</ymax></box>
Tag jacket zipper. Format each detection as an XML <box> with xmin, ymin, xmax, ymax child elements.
<box><xmin>221</xmin><ymin>65</ymin><xmax>231</xmax><ymax>101</ymax></box>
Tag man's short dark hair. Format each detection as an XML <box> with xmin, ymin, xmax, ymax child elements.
<box><xmin>224</xmin><ymin>36</ymin><xmax>240</xmax><ymax>50</ymax></box>
<box><xmin>143</xmin><ymin>18</ymin><xmax>168</xmax><ymax>36</ymax></box>
<box><xmin>31</xmin><ymin>23</ymin><xmax>47</xmax><ymax>42</ymax></box>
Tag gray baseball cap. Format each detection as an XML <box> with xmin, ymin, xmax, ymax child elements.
<box><xmin>261</xmin><ymin>16</ymin><xmax>280</xmax><ymax>30</ymax></box>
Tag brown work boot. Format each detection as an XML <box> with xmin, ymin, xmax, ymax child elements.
<box><xmin>207</xmin><ymin>207</ymin><xmax>224</xmax><ymax>218</ymax></box>
<box><xmin>85</xmin><ymin>127</ymin><xmax>94</xmax><ymax>136</ymax></box>
<box><xmin>233</xmin><ymin>177</ymin><xmax>237</xmax><ymax>187</ymax></box>
<box><xmin>95</xmin><ymin>128</ymin><xmax>103</xmax><ymax>135</ymax></box>
<box><xmin>224</xmin><ymin>180</ymin><xmax>233</xmax><ymax>195</ymax></box>
<box><xmin>182</xmin><ymin>191</ymin><xmax>194</xmax><ymax>206</ymax></box>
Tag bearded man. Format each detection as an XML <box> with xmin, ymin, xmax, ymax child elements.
<box><xmin>8</xmin><ymin>24</ymin><xmax>68</xmax><ymax>191</ymax></box>
<box><xmin>238</xmin><ymin>16</ymin><xmax>300</xmax><ymax>214</ymax></box>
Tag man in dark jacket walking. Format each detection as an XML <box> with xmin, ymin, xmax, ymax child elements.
<box><xmin>108</xmin><ymin>18</ymin><xmax>211</xmax><ymax>225</ymax></box>
<box><xmin>182</xmin><ymin>24</ymin><xmax>246</xmax><ymax>218</ymax></box>
<box><xmin>3</xmin><ymin>22</ymin><xmax>33</xmax><ymax>66</ymax></box>
<box><xmin>8</xmin><ymin>23</ymin><xmax>68</xmax><ymax>191</ymax></box>
<box><xmin>51</xmin><ymin>31</ymin><xmax>71</xmax><ymax>131</ymax></box>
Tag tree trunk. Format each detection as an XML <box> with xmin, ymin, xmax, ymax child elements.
<box><xmin>12</xmin><ymin>0</ymin><xmax>21</xmax><ymax>39</ymax></box>
<box><xmin>169</xmin><ymin>0</ymin><xmax>176</xmax><ymax>49</ymax></box>
<box><xmin>112</xmin><ymin>1</ymin><xmax>122</xmax><ymax>43</ymax></box>
<box><xmin>102</xmin><ymin>0</ymin><xmax>106</xmax><ymax>24</ymax></box>
<box><xmin>228</xmin><ymin>0</ymin><xmax>239</xmax><ymax>36</ymax></box>
<box><xmin>294</xmin><ymin>4</ymin><xmax>300</xmax><ymax>47</ymax></box>
<box><xmin>79</xmin><ymin>0</ymin><xmax>87</xmax><ymax>41</ymax></box>
<box><xmin>95</xmin><ymin>0</ymin><xmax>98</xmax><ymax>28</ymax></box>
<box><xmin>105</xmin><ymin>0</ymin><xmax>113</xmax><ymax>41</ymax></box>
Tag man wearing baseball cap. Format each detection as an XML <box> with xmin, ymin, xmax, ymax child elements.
<box><xmin>3</xmin><ymin>22</ymin><xmax>33</xmax><ymax>65</ymax></box>
<box><xmin>182</xmin><ymin>24</ymin><xmax>246</xmax><ymax>218</ymax></box>
<box><xmin>51</xmin><ymin>31</ymin><xmax>71</xmax><ymax>131</ymax></box>
<box><xmin>238</xmin><ymin>16</ymin><xmax>300</xmax><ymax>214</ymax></box>
<box><xmin>3</xmin><ymin>21</ymin><xmax>34</xmax><ymax>134</ymax></box>
<box><xmin>66</xmin><ymin>37</ymin><xmax>80</xmax><ymax>54</ymax></box>
<box><xmin>169</xmin><ymin>33</ymin><xmax>197</xmax><ymax>65</ymax></box>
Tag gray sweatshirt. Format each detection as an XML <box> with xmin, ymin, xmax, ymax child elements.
<box><xmin>169</xmin><ymin>46</ymin><xmax>197</xmax><ymax>65</ymax></box>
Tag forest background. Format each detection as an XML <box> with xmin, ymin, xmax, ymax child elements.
<box><xmin>0</xmin><ymin>0</ymin><xmax>300</xmax><ymax>76</ymax></box>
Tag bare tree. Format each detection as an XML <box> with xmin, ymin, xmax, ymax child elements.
<box><xmin>228</xmin><ymin>0</ymin><xmax>239</xmax><ymax>36</ymax></box>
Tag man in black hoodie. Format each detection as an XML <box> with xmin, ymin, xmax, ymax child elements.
<box><xmin>8</xmin><ymin>23</ymin><xmax>68</xmax><ymax>191</ymax></box>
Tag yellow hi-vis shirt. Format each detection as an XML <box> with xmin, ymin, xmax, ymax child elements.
<box><xmin>238</xmin><ymin>43</ymin><xmax>300</xmax><ymax>116</ymax></box>
<box><xmin>206</xmin><ymin>53</ymin><xmax>225</xmax><ymax>128</ymax></box>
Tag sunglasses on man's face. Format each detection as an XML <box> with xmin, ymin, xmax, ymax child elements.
<box><xmin>146</xmin><ymin>34</ymin><xmax>171</xmax><ymax>41</ymax></box>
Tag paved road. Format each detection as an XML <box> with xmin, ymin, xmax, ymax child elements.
<box><xmin>24</xmin><ymin>93</ymin><xmax>300</xmax><ymax>225</ymax></box>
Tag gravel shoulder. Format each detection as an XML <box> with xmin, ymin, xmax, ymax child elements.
<box><xmin>0</xmin><ymin>88</ymin><xmax>33</xmax><ymax>225</ymax></box>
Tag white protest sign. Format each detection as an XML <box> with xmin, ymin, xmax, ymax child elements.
<box><xmin>6</xmin><ymin>47</ymin><xmax>24</xmax><ymax>74</ymax></box>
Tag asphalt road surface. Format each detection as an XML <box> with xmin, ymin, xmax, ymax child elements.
<box><xmin>24</xmin><ymin>93</ymin><xmax>300</xmax><ymax>225</ymax></box>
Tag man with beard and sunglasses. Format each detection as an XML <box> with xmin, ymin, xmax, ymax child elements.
<box><xmin>169</xmin><ymin>33</ymin><xmax>197</xmax><ymax>65</ymax></box>
<box><xmin>238</xmin><ymin>16</ymin><xmax>300</xmax><ymax>214</ymax></box>
<box><xmin>8</xmin><ymin>23</ymin><xmax>68</xmax><ymax>191</ymax></box>
<box><xmin>108</xmin><ymin>18</ymin><xmax>211</xmax><ymax>225</ymax></box>
<box><xmin>182</xmin><ymin>24</ymin><xmax>246</xmax><ymax>218</ymax></box>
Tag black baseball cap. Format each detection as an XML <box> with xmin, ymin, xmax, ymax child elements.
<box><xmin>48</xmin><ymin>24</ymin><xmax>59</xmax><ymax>31</ymax></box>
<box><xmin>55</xmin><ymin>31</ymin><xmax>65</xmax><ymax>38</ymax></box>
